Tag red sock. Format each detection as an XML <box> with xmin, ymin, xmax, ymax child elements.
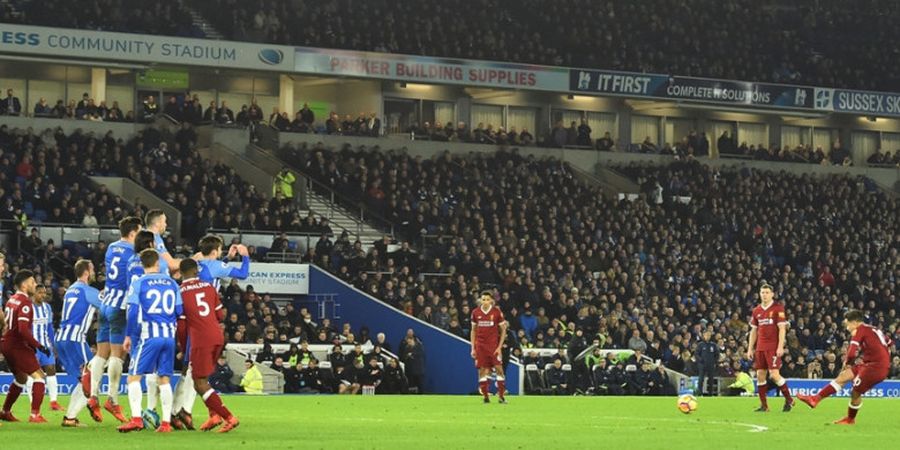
<box><xmin>31</xmin><ymin>379</ymin><xmax>45</xmax><ymax>415</ymax></box>
<box><xmin>3</xmin><ymin>382</ymin><xmax>23</xmax><ymax>412</ymax></box>
<box><xmin>496</xmin><ymin>379</ymin><xmax>506</xmax><ymax>399</ymax></box>
<box><xmin>778</xmin><ymin>382</ymin><xmax>793</xmax><ymax>402</ymax></box>
<box><xmin>478</xmin><ymin>379</ymin><xmax>489</xmax><ymax>398</ymax></box>
<box><xmin>202</xmin><ymin>389</ymin><xmax>233</xmax><ymax>420</ymax></box>
<box><xmin>757</xmin><ymin>386</ymin><xmax>768</xmax><ymax>408</ymax></box>
<box><xmin>817</xmin><ymin>382</ymin><xmax>837</xmax><ymax>400</ymax></box>
<box><xmin>848</xmin><ymin>404</ymin><xmax>860</xmax><ymax>419</ymax></box>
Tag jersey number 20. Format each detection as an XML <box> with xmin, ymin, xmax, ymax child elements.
<box><xmin>147</xmin><ymin>289</ymin><xmax>176</xmax><ymax>314</ymax></box>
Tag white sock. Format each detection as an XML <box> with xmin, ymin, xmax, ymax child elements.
<box><xmin>146</xmin><ymin>374</ymin><xmax>159</xmax><ymax>410</ymax></box>
<box><xmin>159</xmin><ymin>383</ymin><xmax>174</xmax><ymax>424</ymax></box>
<box><xmin>775</xmin><ymin>378</ymin><xmax>786</xmax><ymax>387</ymax></box>
<box><xmin>47</xmin><ymin>375</ymin><xmax>58</xmax><ymax>402</ymax></box>
<box><xmin>172</xmin><ymin>378</ymin><xmax>185</xmax><ymax>412</ymax></box>
<box><xmin>65</xmin><ymin>388</ymin><xmax>88</xmax><ymax>419</ymax></box>
<box><xmin>89</xmin><ymin>356</ymin><xmax>107</xmax><ymax>397</ymax></box>
<box><xmin>26</xmin><ymin>376</ymin><xmax>34</xmax><ymax>400</ymax></box>
<box><xmin>183</xmin><ymin>384</ymin><xmax>197</xmax><ymax>414</ymax></box>
<box><xmin>173</xmin><ymin>373</ymin><xmax>196</xmax><ymax>413</ymax></box>
<box><xmin>106</xmin><ymin>357</ymin><xmax>124</xmax><ymax>404</ymax></box>
<box><xmin>127</xmin><ymin>381</ymin><xmax>143</xmax><ymax>419</ymax></box>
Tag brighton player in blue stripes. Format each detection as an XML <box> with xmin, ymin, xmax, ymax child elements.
<box><xmin>170</xmin><ymin>236</ymin><xmax>250</xmax><ymax>429</ymax></box>
<box><xmin>118</xmin><ymin>249</ymin><xmax>183</xmax><ymax>434</ymax></box>
<box><xmin>58</xmin><ymin>260</ymin><xmax>102</xmax><ymax>427</ymax></box>
<box><xmin>145</xmin><ymin>209</ymin><xmax>181</xmax><ymax>277</ymax></box>
<box><xmin>87</xmin><ymin>216</ymin><xmax>142</xmax><ymax>423</ymax></box>
<box><xmin>28</xmin><ymin>285</ymin><xmax>61</xmax><ymax>411</ymax></box>
<box><xmin>126</xmin><ymin>230</ymin><xmax>165</xmax><ymax>428</ymax></box>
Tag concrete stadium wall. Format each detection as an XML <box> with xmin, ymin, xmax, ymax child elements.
<box><xmin>90</xmin><ymin>176</ymin><xmax>183</xmax><ymax>241</ymax></box>
<box><xmin>309</xmin><ymin>265</ymin><xmax>522</xmax><ymax>395</ymax></box>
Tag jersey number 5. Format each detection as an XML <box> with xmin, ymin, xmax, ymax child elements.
<box><xmin>194</xmin><ymin>292</ymin><xmax>210</xmax><ymax>317</ymax></box>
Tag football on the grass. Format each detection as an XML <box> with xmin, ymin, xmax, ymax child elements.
<box><xmin>677</xmin><ymin>394</ymin><xmax>698</xmax><ymax>414</ymax></box>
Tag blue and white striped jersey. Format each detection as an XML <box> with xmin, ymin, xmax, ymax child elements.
<box><xmin>125</xmin><ymin>273</ymin><xmax>183</xmax><ymax>340</ymax></box>
<box><xmin>198</xmin><ymin>256</ymin><xmax>250</xmax><ymax>290</ymax></box>
<box><xmin>102</xmin><ymin>240</ymin><xmax>135</xmax><ymax>309</ymax></box>
<box><xmin>58</xmin><ymin>281</ymin><xmax>102</xmax><ymax>342</ymax></box>
<box><xmin>32</xmin><ymin>301</ymin><xmax>55</xmax><ymax>348</ymax></box>
<box><xmin>154</xmin><ymin>233</ymin><xmax>171</xmax><ymax>275</ymax></box>
<box><xmin>127</xmin><ymin>254</ymin><xmax>145</xmax><ymax>286</ymax></box>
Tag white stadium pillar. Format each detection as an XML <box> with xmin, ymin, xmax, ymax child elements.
<box><xmin>91</xmin><ymin>68</ymin><xmax>106</xmax><ymax>103</ymax></box>
<box><xmin>279</xmin><ymin>74</ymin><xmax>294</xmax><ymax>116</ymax></box>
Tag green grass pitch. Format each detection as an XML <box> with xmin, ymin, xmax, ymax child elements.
<box><xmin>0</xmin><ymin>394</ymin><xmax>895</xmax><ymax>449</ymax></box>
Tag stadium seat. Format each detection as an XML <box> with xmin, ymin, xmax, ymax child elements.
<box><xmin>524</xmin><ymin>364</ymin><xmax>547</xmax><ymax>395</ymax></box>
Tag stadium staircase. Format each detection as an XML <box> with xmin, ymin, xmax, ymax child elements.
<box><xmin>202</xmin><ymin>127</ymin><xmax>387</xmax><ymax>246</ymax></box>
<box><xmin>184</xmin><ymin>5</ymin><xmax>224</xmax><ymax>40</ymax></box>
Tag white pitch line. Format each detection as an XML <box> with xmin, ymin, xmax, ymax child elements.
<box><xmin>358</xmin><ymin>415</ymin><xmax>768</xmax><ymax>433</ymax></box>
<box><xmin>590</xmin><ymin>416</ymin><xmax>769</xmax><ymax>433</ymax></box>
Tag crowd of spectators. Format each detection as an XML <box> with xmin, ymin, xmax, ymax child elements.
<box><xmin>0</xmin><ymin>89</ymin><xmax>132</xmax><ymax>122</ymax></box>
<box><xmin>3</xmin><ymin>122</ymin><xmax>900</xmax><ymax>396</ymax></box>
<box><xmin>866</xmin><ymin>149</ymin><xmax>900</xmax><ymax>168</ymax></box>
<box><xmin>0</xmin><ymin>125</ymin><xmax>141</xmax><ymax>228</ymax></box>
<box><xmin>275</xmin><ymin>143</ymin><xmax>900</xmax><ymax>392</ymax></box>
<box><xmin>91</xmin><ymin>0</ymin><xmax>898</xmax><ymax>92</ymax></box>
<box><xmin>267</xmin><ymin>106</ymin><xmax>382</xmax><ymax>137</ymax></box>
<box><xmin>407</xmin><ymin>121</ymin><xmax>537</xmax><ymax>147</ymax></box>
<box><xmin>7</xmin><ymin>1</ymin><xmax>900</xmax><ymax>90</ymax></box>
<box><xmin>12</xmin><ymin>0</ymin><xmax>200</xmax><ymax>37</ymax></box>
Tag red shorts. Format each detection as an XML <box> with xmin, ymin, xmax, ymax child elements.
<box><xmin>190</xmin><ymin>344</ymin><xmax>223</xmax><ymax>378</ymax></box>
<box><xmin>475</xmin><ymin>350</ymin><xmax>502</xmax><ymax>369</ymax></box>
<box><xmin>850</xmin><ymin>364</ymin><xmax>889</xmax><ymax>395</ymax></box>
<box><xmin>754</xmin><ymin>350</ymin><xmax>782</xmax><ymax>371</ymax></box>
<box><xmin>0</xmin><ymin>340</ymin><xmax>40</xmax><ymax>376</ymax></box>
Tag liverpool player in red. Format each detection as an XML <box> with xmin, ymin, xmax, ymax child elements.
<box><xmin>177</xmin><ymin>259</ymin><xmax>239</xmax><ymax>433</ymax></box>
<box><xmin>746</xmin><ymin>283</ymin><xmax>794</xmax><ymax>412</ymax></box>
<box><xmin>796</xmin><ymin>310</ymin><xmax>893</xmax><ymax>425</ymax></box>
<box><xmin>470</xmin><ymin>290</ymin><xmax>508</xmax><ymax>404</ymax></box>
<box><xmin>0</xmin><ymin>270</ymin><xmax>52</xmax><ymax>423</ymax></box>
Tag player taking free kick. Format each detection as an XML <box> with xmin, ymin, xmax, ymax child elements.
<box><xmin>796</xmin><ymin>310</ymin><xmax>893</xmax><ymax>425</ymax></box>
<box><xmin>470</xmin><ymin>290</ymin><xmax>508</xmax><ymax>404</ymax></box>
<box><xmin>746</xmin><ymin>283</ymin><xmax>794</xmax><ymax>412</ymax></box>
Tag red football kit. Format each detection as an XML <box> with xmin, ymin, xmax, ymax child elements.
<box><xmin>471</xmin><ymin>305</ymin><xmax>505</xmax><ymax>369</ymax></box>
<box><xmin>845</xmin><ymin>324</ymin><xmax>892</xmax><ymax>395</ymax></box>
<box><xmin>1</xmin><ymin>292</ymin><xmax>42</xmax><ymax>375</ymax></box>
<box><xmin>179</xmin><ymin>278</ymin><xmax>225</xmax><ymax>378</ymax></box>
<box><xmin>750</xmin><ymin>302</ymin><xmax>787</xmax><ymax>370</ymax></box>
